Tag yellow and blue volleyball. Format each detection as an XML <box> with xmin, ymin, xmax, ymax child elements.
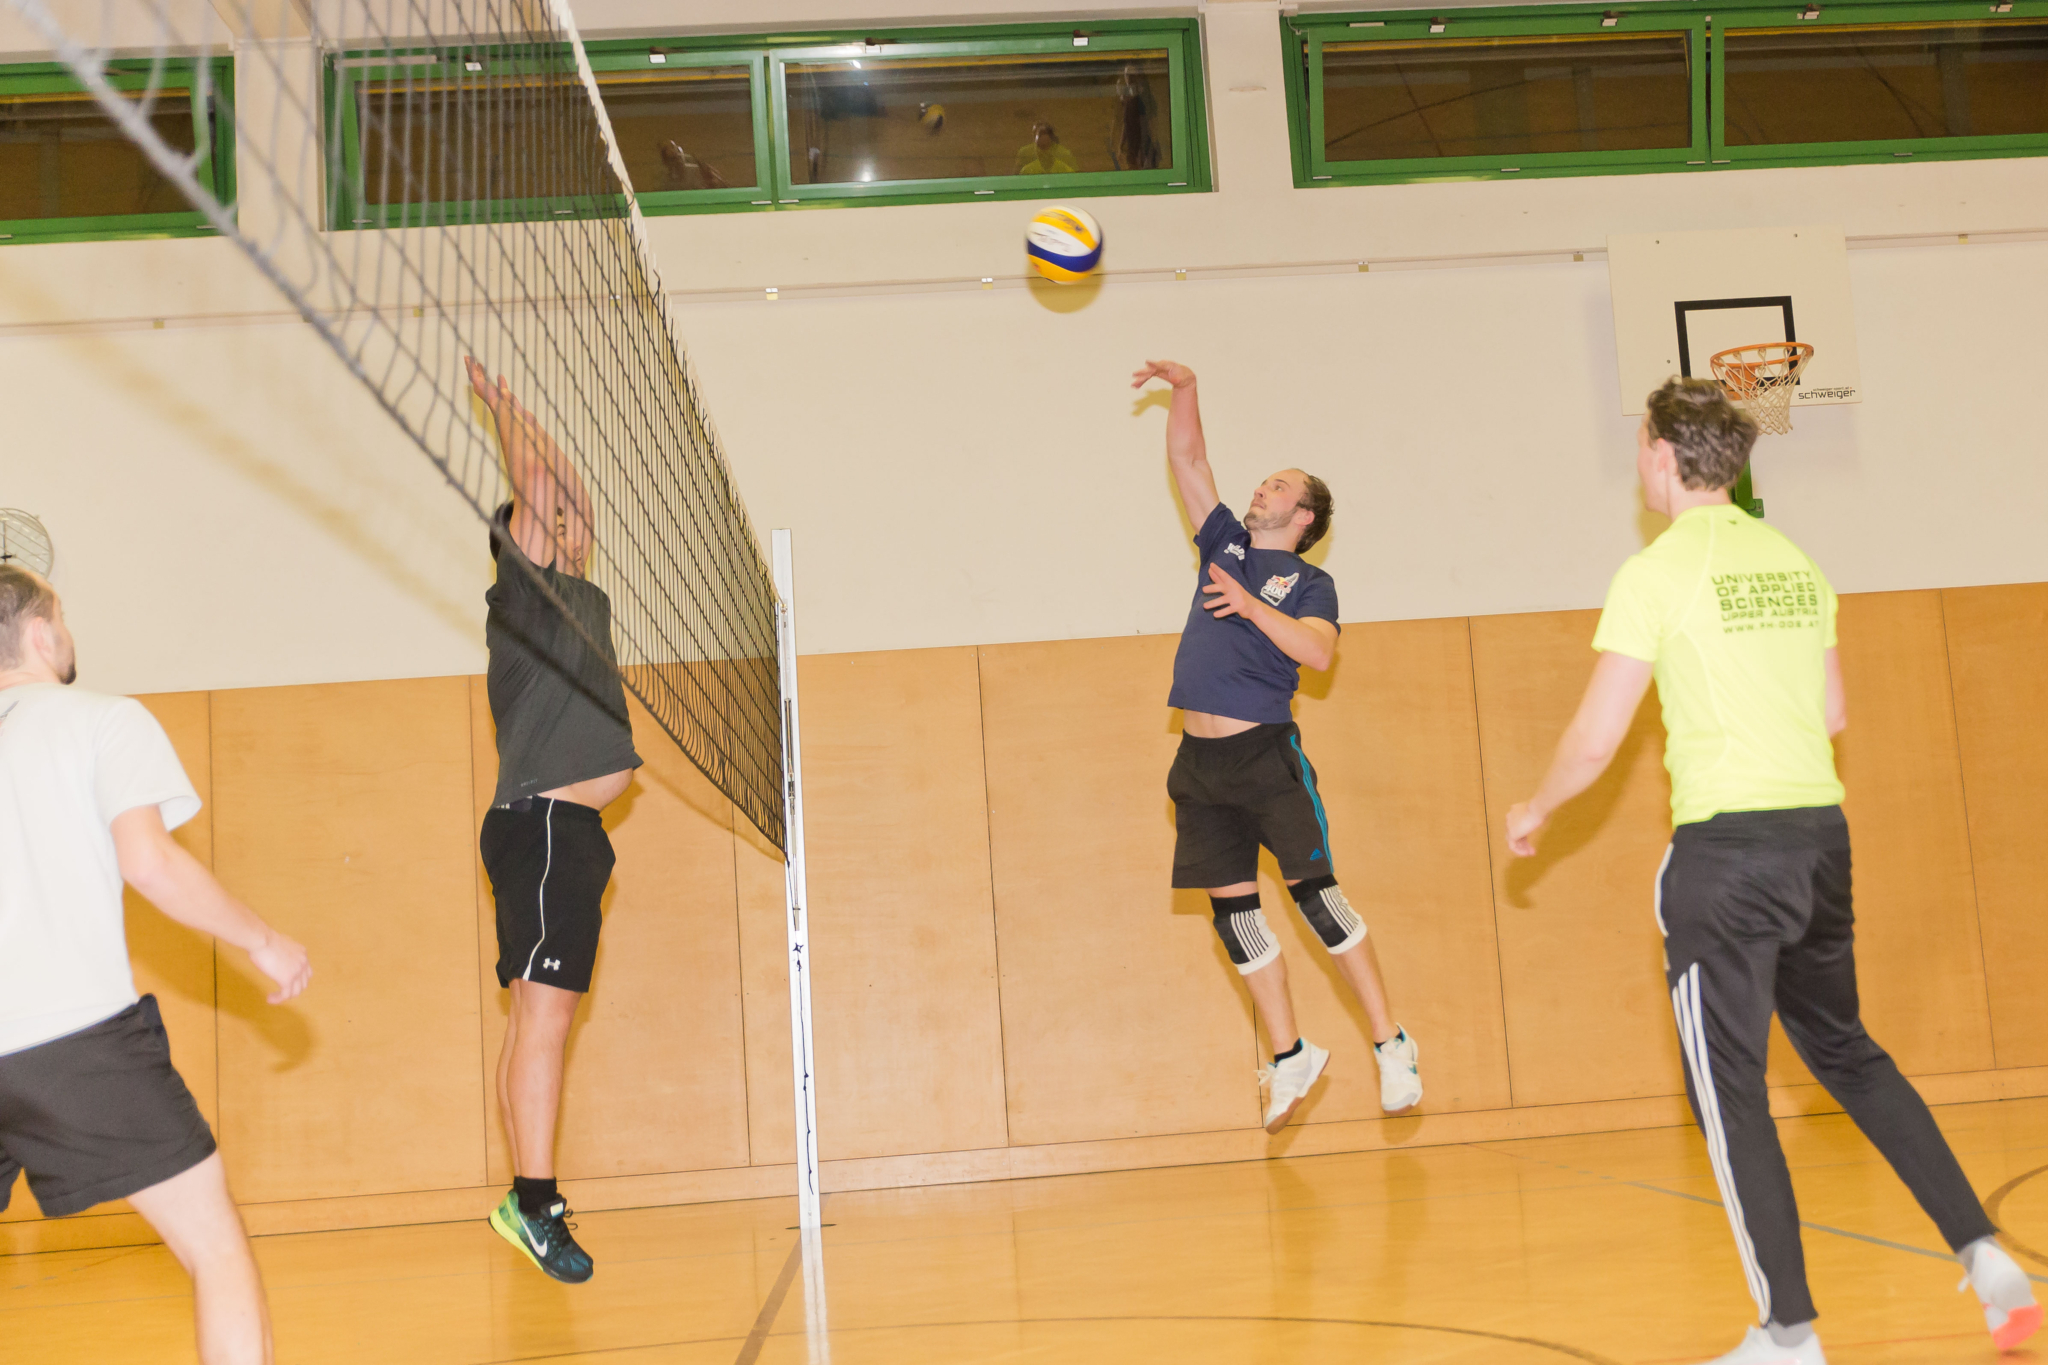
<box><xmin>1026</xmin><ymin>205</ymin><xmax>1103</xmax><ymax>284</ymax></box>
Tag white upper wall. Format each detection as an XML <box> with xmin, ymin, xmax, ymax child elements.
<box><xmin>4</xmin><ymin>0</ymin><xmax>2045</xmax><ymax>695</ymax></box>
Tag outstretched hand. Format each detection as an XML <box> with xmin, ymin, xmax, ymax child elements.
<box><xmin>465</xmin><ymin>356</ymin><xmax>559</xmax><ymax>471</ymax></box>
<box><xmin>248</xmin><ymin>930</ymin><xmax>313</xmax><ymax>1005</ymax></box>
<box><xmin>1131</xmin><ymin>358</ymin><xmax>1197</xmax><ymax>390</ymax></box>
<box><xmin>1203</xmin><ymin>563</ymin><xmax>1257</xmax><ymax>620</ymax></box>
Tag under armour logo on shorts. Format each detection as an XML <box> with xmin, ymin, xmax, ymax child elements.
<box><xmin>543</xmin><ymin>958</ymin><xmax>561</xmax><ymax>971</ymax></box>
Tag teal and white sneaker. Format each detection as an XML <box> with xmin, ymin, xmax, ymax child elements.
<box><xmin>1376</xmin><ymin>1026</ymin><xmax>1423</xmax><ymax>1113</ymax></box>
<box><xmin>489</xmin><ymin>1190</ymin><xmax>594</xmax><ymax>1284</ymax></box>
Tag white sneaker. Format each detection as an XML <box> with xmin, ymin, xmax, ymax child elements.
<box><xmin>1960</xmin><ymin>1239</ymin><xmax>2043</xmax><ymax>1350</ymax></box>
<box><xmin>1258</xmin><ymin>1040</ymin><xmax>1330</xmax><ymax>1133</ymax></box>
<box><xmin>1697</xmin><ymin>1325</ymin><xmax>1826</xmax><ymax>1365</ymax></box>
<box><xmin>1375</xmin><ymin>1027</ymin><xmax>1422</xmax><ymax>1112</ymax></box>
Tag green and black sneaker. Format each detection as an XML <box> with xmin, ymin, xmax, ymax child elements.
<box><xmin>489</xmin><ymin>1189</ymin><xmax>595</xmax><ymax>1284</ymax></box>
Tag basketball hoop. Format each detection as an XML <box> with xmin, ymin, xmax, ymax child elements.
<box><xmin>1710</xmin><ymin>341</ymin><xmax>1814</xmax><ymax>436</ymax></box>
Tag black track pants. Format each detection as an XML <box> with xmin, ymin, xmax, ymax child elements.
<box><xmin>1658</xmin><ymin>805</ymin><xmax>1995</xmax><ymax>1328</ymax></box>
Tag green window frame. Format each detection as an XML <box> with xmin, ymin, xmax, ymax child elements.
<box><xmin>1712</xmin><ymin>5</ymin><xmax>2048</xmax><ymax>168</ymax></box>
<box><xmin>1285</xmin><ymin>0</ymin><xmax>2048</xmax><ymax>186</ymax></box>
<box><xmin>325</xmin><ymin>19</ymin><xmax>1209</xmax><ymax>227</ymax></box>
<box><xmin>0</xmin><ymin>58</ymin><xmax>234</xmax><ymax>246</ymax></box>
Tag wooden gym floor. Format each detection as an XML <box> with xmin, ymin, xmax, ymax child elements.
<box><xmin>10</xmin><ymin>1097</ymin><xmax>2048</xmax><ymax>1364</ymax></box>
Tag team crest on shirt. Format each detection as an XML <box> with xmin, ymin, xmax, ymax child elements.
<box><xmin>1259</xmin><ymin>572</ymin><xmax>1300</xmax><ymax>605</ymax></box>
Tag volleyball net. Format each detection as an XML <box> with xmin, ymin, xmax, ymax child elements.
<box><xmin>8</xmin><ymin>0</ymin><xmax>787</xmax><ymax>848</ymax></box>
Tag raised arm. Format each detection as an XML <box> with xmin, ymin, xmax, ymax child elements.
<box><xmin>113</xmin><ymin>805</ymin><xmax>311</xmax><ymax>1004</ymax></box>
<box><xmin>465</xmin><ymin>356</ymin><xmax>594</xmax><ymax>576</ymax></box>
<box><xmin>1132</xmin><ymin>359</ymin><xmax>1219</xmax><ymax>527</ymax></box>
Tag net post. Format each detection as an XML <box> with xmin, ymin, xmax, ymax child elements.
<box><xmin>773</xmin><ymin>529</ymin><xmax>824</xmax><ymax>1232</ymax></box>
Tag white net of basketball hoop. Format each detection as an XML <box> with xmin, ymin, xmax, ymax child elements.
<box><xmin>1710</xmin><ymin>342</ymin><xmax>1815</xmax><ymax>437</ymax></box>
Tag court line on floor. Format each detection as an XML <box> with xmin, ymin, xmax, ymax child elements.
<box><xmin>732</xmin><ymin>1240</ymin><xmax>803</xmax><ymax>1365</ymax></box>
<box><xmin>1982</xmin><ymin>1160</ymin><xmax>2048</xmax><ymax>1269</ymax></box>
<box><xmin>1476</xmin><ymin>1144</ymin><xmax>2048</xmax><ymax>1284</ymax></box>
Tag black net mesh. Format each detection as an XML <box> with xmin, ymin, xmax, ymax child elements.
<box><xmin>10</xmin><ymin>0</ymin><xmax>786</xmax><ymax>848</ymax></box>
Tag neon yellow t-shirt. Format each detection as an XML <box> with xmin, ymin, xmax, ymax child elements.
<box><xmin>1591</xmin><ymin>503</ymin><xmax>1844</xmax><ymax>826</ymax></box>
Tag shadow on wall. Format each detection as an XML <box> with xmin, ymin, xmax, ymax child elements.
<box><xmin>9</xmin><ymin>268</ymin><xmax>481</xmax><ymax>646</ymax></box>
<box><xmin>1028</xmin><ymin>274</ymin><xmax>1104</xmax><ymax>314</ymax></box>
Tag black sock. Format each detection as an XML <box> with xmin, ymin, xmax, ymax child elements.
<box><xmin>1273</xmin><ymin>1039</ymin><xmax>1304</xmax><ymax>1064</ymax></box>
<box><xmin>514</xmin><ymin>1176</ymin><xmax>558</xmax><ymax>1218</ymax></box>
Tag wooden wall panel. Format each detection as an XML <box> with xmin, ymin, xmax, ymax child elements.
<box><xmin>800</xmin><ymin>647</ymin><xmax>1009</xmax><ymax>1160</ymax></box>
<box><xmin>1943</xmin><ymin>582</ymin><xmax>2048</xmax><ymax>1067</ymax></box>
<box><xmin>1285</xmin><ymin>617</ymin><xmax>1512</xmax><ymax>1120</ymax></box>
<box><xmin>736</xmin><ymin>811</ymin><xmax>796</xmax><ymax>1166</ymax></box>
<box><xmin>212</xmin><ymin>677</ymin><xmax>486</xmax><ymax>1202</ymax></box>
<box><xmin>1819</xmin><ymin>591</ymin><xmax>1992</xmax><ymax>1074</ymax></box>
<box><xmin>979</xmin><ymin>635</ymin><xmax>1258</xmax><ymax>1147</ymax></box>
<box><xmin>471</xmin><ymin>685</ymin><xmax>751</xmax><ymax>1182</ymax></box>
<box><xmin>1471</xmin><ymin>609</ymin><xmax>1683</xmax><ymax>1108</ymax></box>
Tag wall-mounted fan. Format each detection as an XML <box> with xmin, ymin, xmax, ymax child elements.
<box><xmin>0</xmin><ymin>510</ymin><xmax>54</xmax><ymax>576</ymax></box>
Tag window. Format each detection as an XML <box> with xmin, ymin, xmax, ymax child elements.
<box><xmin>326</xmin><ymin>21</ymin><xmax>1206</xmax><ymax>226</ymax></box>
<box><xmin>0</xmin><ymin>60</ymin><xmax>232</xmax><ymax>245</ymax></box>
<box><xmin>1716</xmin><ymin>14</ymin><xmax>2048</xmax><ymax>165</ymax></box>
<box><xmin>1287</xmin><ymin>2</ymin><xmax>2048</xmax><ymax>186</ymax></box>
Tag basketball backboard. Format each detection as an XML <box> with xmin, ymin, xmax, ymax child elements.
<box><xmin>1608</xmin><ymin>226</ymin><xmax>1861</xmax><ymax>418</ymax></box>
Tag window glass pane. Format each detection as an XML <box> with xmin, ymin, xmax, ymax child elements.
<box><xmin>784</xmin><ymin>49</ymin><xmax>1172</xmax><ymax>185</ymax></box>
<box><xmin>1724</xmin><ymin>22</ymin><xmax>2048</xmax><ymax>145</ymax></box>
<box><xmin>354</xmin><ymin>71</ymin><xmax>621</xmax><ymax>209</ymax></box>
<box><xmin>598</xmin><ymin>65</ymin><xmax>757</xmax><ymax>191</ymax></box>
<box><xmin>0</xmin><ymin>87</ymin><xmax>197</xmax><ymax>221</ymax></box>
<box><xmin>1321</xmin><ymin>33</ymin><xmax>1692</xmax><ymax>162</ymax></box>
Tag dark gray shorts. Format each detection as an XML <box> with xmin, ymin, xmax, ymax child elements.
<box><xmin>0</xmin><ymin>995</ymin><xmax>216</xmax><ymax>1217</ymax></box>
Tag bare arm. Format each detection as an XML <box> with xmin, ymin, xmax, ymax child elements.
<box><xmin>1131</xmin><ymin>359</ymin><xmax>1219</xmax><ymax>527</ymax></box>
<box><xmin>1200</xmin><ymin>565</ymin><xmax>1338</xmax><ymax>672</ymax></box>
<box><xmin>112</xmin><ymin>806</ymin><xmax>311</xmax><ymax>1004</ymax></box>
<box><xmin>1504</xmin><ymin>651</ymin><xmax>1656</xmax><ymax>857</ymax></box>
<box><xmin>1824</xmin><ymin>647</ymin><xmax>1846</xmax><ymax>737</ymax></box>
<box><xmin>465</xmin><ymin>356</ymin><xmax>594</xmax><ymax>575</ymax></box>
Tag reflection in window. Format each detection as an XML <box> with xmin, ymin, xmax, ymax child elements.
<box><xmin>1320</xmin><ymin>33</ymin><xmax>1692</xmax><ymax>162</ymax></box>
<box><xmin>1724</xmin><ymin>22</ymin><xmax>2048</xmax><ymax>145</ymax></box>
<box><xmin>354</xmin><ymin>70</ymin><xmax>621</xmax><ymax>211</ymax></box>
<box><xmin>597</xmin><ymin>65</ymin><xmax>757</xmax><ymax>192</ymax></box>
<box><xmin>0</xmin><ymin>88</ymin><xmax>198</xmax><ymax>221</ymax></box>
<box><xmin>783</xmin><ymin>50</ymin><xmax>1172</xmax><ymax>185</ymax></box>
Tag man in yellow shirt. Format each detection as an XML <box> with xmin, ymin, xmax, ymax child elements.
<box><xmin>1503</xmin><ymin>378</ymin><xmax>2037</xmax><ymax>1365</ymax></box>
<box><xmin>1016</xmin><ymin>122</ymin><xmax>1079</xmax><ymax>176</ymax></box>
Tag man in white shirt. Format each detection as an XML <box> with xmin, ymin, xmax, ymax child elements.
<box><xmin>0</xmin><ymin>565</ymin><xmax>312</xmax><ymax>1365</ymax></box>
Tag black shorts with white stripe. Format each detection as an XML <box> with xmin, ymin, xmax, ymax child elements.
<box><xmin>481</xmin><ymin>796</ymin><xmax>614</xmax><ymax>994</ymax></box>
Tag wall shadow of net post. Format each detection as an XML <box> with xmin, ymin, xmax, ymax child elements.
<box><xmin>1502</xmin><ymin>690</ymin><xmax>1663</xmax><ymax>908</ymax></box>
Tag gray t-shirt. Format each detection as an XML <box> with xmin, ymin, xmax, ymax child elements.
<box><xmin>485</xmin><ymin>515</ymin><xmax>642</xmax><ymax>805</ymax></box>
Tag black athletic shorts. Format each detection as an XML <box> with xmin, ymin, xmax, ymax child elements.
<box><xmin>0</xmin><ymin>995</ymin><xmax>217</xmax><ymax>1218</ymax></box>
<box><xmin>481</xmin><ymin>795</ymin><xmax>615</xmax><ymax>994</ymax></box>
<box><xmin>1167</xmin><ymin>721</ymin><xmax>1335</xmax><ymax>889</ymax></box>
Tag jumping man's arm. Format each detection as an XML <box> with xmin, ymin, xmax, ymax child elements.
<box><xmin>1503</xmin><ymin>650</ymin><xmax>1655</xmax><ymax>856</ymax></box>
<box><xmin>465</xmin><ymin>356</ymin><xmax>594</xmax><ymax>574</ymax></box>
<box><xmin>1131</xmin><ymin>359</ymin><xmax>1219</xmax><ymax>527</ymax></box>
<box><xmin>1201</xmin><ymin>565</ymin><xmax>1338</xmax><ymax>672</ymax></box>
<box><xmin>112</xmin><ymin>805</ymin><xmax>312</xmax><ymax>1004</ymax></box>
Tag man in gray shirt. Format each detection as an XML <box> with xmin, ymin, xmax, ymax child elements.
<box><xmin>465</xmin><ymin>358</ymin><xmax>641</xmax><ymax>1284</ymax></box>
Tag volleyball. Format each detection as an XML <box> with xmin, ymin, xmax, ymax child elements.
<box><xmin>1025</xmin><ymin>205</ymin><xmax>1103</xmax><ymax>284</ymax></box>
<box><xmin>918</xmin><ymin>102</ymin><xmax>945</xmax><ymax>133</ymax></box>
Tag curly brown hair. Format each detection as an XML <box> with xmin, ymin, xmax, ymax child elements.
<box><xmin>1645</xmin><ymin>377</ymin><xmax>1759</xmax><ymax>490</ymax></box>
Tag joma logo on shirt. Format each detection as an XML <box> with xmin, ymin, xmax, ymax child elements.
<box><xmin>1260</xmin><ymin>573</ymin><xmax>1300</xmax><ymax>605</ymax></box>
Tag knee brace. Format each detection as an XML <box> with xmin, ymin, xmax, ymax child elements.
<box><xmin>1210</xmin><ymin>892</ymin><xmax>1281</xmax><ymax>975</ymax></box>
<box><xmin>1292</xmin><ymin>875</ymin><xmax>1367</xmax><ymax>955</ymax></box>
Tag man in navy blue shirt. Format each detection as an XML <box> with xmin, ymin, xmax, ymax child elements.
<box><xmin>1133</xmin><ymin>359</ymin><xmax>1422</xmax><ymax>1131</ymax></box>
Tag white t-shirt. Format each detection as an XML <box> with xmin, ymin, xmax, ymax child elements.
<box><xmin>0</xmin><ymin>684</ymin><xmax>200</xmax><ymax>1055</ymax></box>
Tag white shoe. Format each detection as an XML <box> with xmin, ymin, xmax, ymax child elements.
<box><xmin>1375</xmin><ymin>1027</ymin><xmax>1422</xmax><ymax>1112</ymax></box>
<box><xmin>1697</xmin><ymin>1325</ymin><xmax>1826</xmax><ymax>1364</ymax></box>
<box><xmin>1258</xmin><ymin>1040</ymin><xmax>1329</xmax><ymax>1133</ymax></box>
<box><xmin>1959</xmin><ymin>1239</ymin><xmax>2043</xmax><ymax>1350</ymax></box>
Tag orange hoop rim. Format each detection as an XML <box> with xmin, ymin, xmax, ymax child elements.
<box><xmin>1709</xmin><ymin>341</ymin><xmax>1815</xmax><ymax>390</ymax></box>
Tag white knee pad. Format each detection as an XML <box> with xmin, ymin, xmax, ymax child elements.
<box><xmin>1210</xmin><ymin>893</ymin><xmax>1282</xmax><ymax>975</ymax></box>
<box><xmin>1292</xmin><ymin>875</ymin><xmax>1367</xmax><ymax>955</ymax></box>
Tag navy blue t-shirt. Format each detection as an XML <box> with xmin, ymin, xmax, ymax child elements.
<box><xmin>1168</xmin><ymin>504</ymin><xmax>1340</xmax><ymax>724</ymax></box>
